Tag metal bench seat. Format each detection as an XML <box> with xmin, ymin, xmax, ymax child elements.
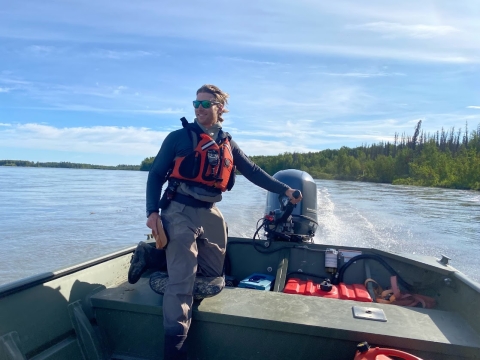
<box><xmin>90</xmin><ymin>276</ymin><xmax>480</xmax><ymax>360</ymax></box>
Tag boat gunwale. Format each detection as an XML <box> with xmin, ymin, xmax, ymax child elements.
<box><xmin>0</xmin><ymin>245</ymin><xmax>136</xmax><ymax>299</ymax></box>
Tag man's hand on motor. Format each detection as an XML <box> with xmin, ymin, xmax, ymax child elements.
<box><xmin>146</xmin><ymin>212</ymin><xmax>160</xmax><ymax>235</ymax></box>
<box><xmin>285</xmin><ymin>188</ymin><xmax>302</xmax><ymax>204</ymax></box>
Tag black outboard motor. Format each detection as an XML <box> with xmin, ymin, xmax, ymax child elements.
<box><xmin>264</xmin><ymin>169</ymin><xmax>318</xmax><ymax>242</ymax></box>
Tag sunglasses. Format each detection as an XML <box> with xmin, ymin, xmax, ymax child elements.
<box><xmin>192</xmin><ymin>100</ymin><xmax>220</xmax><ymax>109</ymax></box>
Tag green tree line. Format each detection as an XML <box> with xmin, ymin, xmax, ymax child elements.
<box><xmin>249</xmin><ymin>121</ymin><xmax>480</xmax><ymax>190</ymax></box>
<box><xmin>0</xmin><ymin>160</ymin><xmax>140</xmax><ymax>171</ymax></box>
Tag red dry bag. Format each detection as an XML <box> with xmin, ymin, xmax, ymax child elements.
<box><xmin>354</xmin><ymin>342</ymin><xmax>423</xmax><ymax>360</ymax></box>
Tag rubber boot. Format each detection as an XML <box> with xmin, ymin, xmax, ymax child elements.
<box><xmin>128</xmin><ymin>242</ymin><xmax>168</xmax><ymax>284</ymax></box>
<box><xmin>164</xmin><ymin>335</ymin><xmax>187</xmax><ymax>360</ymax></box>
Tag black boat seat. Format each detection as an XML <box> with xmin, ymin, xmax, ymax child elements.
<box><xmin>90</xmin><ymin>277</ymin><xmax>480</xmax><ymax>360</ymax></box>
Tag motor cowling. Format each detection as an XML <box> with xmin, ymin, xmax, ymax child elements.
<box><xmin>264</xmin><ymin>169</ymin><xmax>318</xmax><ymax>242</ymax></box>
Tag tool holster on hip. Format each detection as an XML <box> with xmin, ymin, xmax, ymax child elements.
<box><xmin>159</xmin><ymin>180</ymin><xmax>179</xmax><ymax>210</ymax></box>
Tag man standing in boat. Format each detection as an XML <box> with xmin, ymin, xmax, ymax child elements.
<box><xmin>143</xmin><ymin>84</ymin><xmax>302</xmax><ymax>359</ymax></box>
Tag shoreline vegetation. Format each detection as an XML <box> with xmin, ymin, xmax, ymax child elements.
<box><xmin>0</xmin><ymin>161</ymin><xmax>140</xmax><ymax>171</ymax></box>
<box><xmin>2</xmin><ymin>121</ymin><xmax>479</xmax><ymax>190</ymax></box>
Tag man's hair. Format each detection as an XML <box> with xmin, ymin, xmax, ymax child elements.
<box><xmin>196</xmin><ymin>84</ymin><xmax>229</xmax><ymax>122</ymax></box>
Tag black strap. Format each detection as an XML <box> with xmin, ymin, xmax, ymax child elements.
<box><xmin>180</xmin><ymin>118</ymin><xmax>202</xmax><ymax>148</ymax></box>
<box><xmin>217</xmin><ymin>129</ymin><xmax>232</xmax><ymax>142</ymax></box>
<box><xmin>180</xmin><ymin>117</ymin><xmax>189</xmax><ymax>128</ymax></box>
<box><xmin>173</xmin><ymin>193</ymin><xmax>214</xmax><ymax>209</ymax></box>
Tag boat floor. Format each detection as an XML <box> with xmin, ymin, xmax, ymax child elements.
<box><xmin>90</xmin><ymin>273</ymin><xmax>480</xmax><ymax>360</ymax></box>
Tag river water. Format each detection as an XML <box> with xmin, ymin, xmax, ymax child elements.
<box><xmin>0</xmin><ymin>167</ymin><xmax>479</xmax><ymax>285</ymax></box>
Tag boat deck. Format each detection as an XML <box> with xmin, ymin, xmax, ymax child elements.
<box><xmin>90</xmin><ymin>275</ymin><xmax>480</xmax><ymax>360</ymax></box>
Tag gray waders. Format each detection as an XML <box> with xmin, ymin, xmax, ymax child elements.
<box><xmin>161</xmin><ymin>200</ymin><xmax>227</xmax><ymax>359</ymax></box>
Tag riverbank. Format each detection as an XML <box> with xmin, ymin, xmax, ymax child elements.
<box><xmin>0</xmin><ymin>160</ymin><xmax>140</xmax><ymax>171</ymax></box>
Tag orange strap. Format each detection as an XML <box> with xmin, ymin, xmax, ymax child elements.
<box><xmin>366</xmin><ymin>276</ymin><xmax>436</xmax><ymax>308</ymax></box>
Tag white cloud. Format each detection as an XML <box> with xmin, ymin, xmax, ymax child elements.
<box><xmin>467</xmin><ymin>106</ymin><xmax>480</xmax><ymax>109</ymax></box>
<box><xmin>0</xmin><ymin>123</ymin><xmax>168</xmax><ymax>157</ymax></box>
<box><xmin>235</xmin><ymin>139</ymin><xmax>313</xmax><ymax>156</ymax></box>
<box><xmin>320</xmin><ymin>72</ymin><xmax>405</xmax><ymax>78</ymax></box>
<box><xmin>27</xmin><ymin>105</ymin><xmax>185</xmax><ymax>114</ymax></box>
<box><xmin>348</xmin><ymin>22</ymin><xmax>459</xmax><ymax>39</ymax></box>
<box><xmin>0</xmin><ymin>123</ymin><xmax>11</xmax><ymax>127</ymax></box>
<box><xmin>113</xmin><ymin>85</ymin><xmax>128</xmax><ymax>95</ymax></box>
<box><xmin>239</xmin><ymin>84</ymin><xmax>377</xmax><ymax>119</ymax></box>
<box><xmin>0</xmin><ymin>77</ymin><xmax>31</xmax><ymax>86</ymax></box>
<box><xmin>88</xmin><ymin>49</ymin><xmax>155</xmax><ymax>60</ymax></box>
<box><xmin>232</xmin><ymin>116</ymin><xmax>407</xmax><ymax>151</ymax></box>
<box><xmin>27</xmin><ymin>45</ymin><xmax>56</xmax><ymax>54</ymax></box>
<box><xmin>245</xmin><ymin>42</ymin><xmax>474</xmax><ymax>64</ymax></box>
<box><xmin>217</xmin><ymin>57</ymin><xmax>279</xmax><ymax>66</ymax></box>
<box><xmin>19</xmin><ymin>47</ymin><xmax>157</xmax><ymax>60</ymax></box>
<box><xmin>0</xmin><ymin>87</ymin><xmax>11</xmax><ymax>93</ymax></box>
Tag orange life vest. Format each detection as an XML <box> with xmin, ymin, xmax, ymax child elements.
<box><xmin>169</xmin><ymin>121</ymin><xmax>235</xmax><ymax>192</ymax></box>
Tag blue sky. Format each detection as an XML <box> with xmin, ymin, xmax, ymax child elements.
<box><xmin>1</xmin><ymin>1</ymin><xmax>479</xmax><ymax>166</ymax></box>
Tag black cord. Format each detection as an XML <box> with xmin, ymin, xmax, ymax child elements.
<box><xmin>335</xmin><ymin>254</ymin><xmax>413</xmax><ymax>291</ymax></box>
<box><xmin>286</xmin><ymin>271</ymin><xmax>332</xmax><ymax>282</ymax></box>
<box><xmin>252</xmin><ymin>218</ymin><xmax>265</xmax><ymax>240</ymax></box>
<box><xmin>250</xmin><ymin>218</ymin><xmax>282</xmax><ymax>254</ymax></box>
